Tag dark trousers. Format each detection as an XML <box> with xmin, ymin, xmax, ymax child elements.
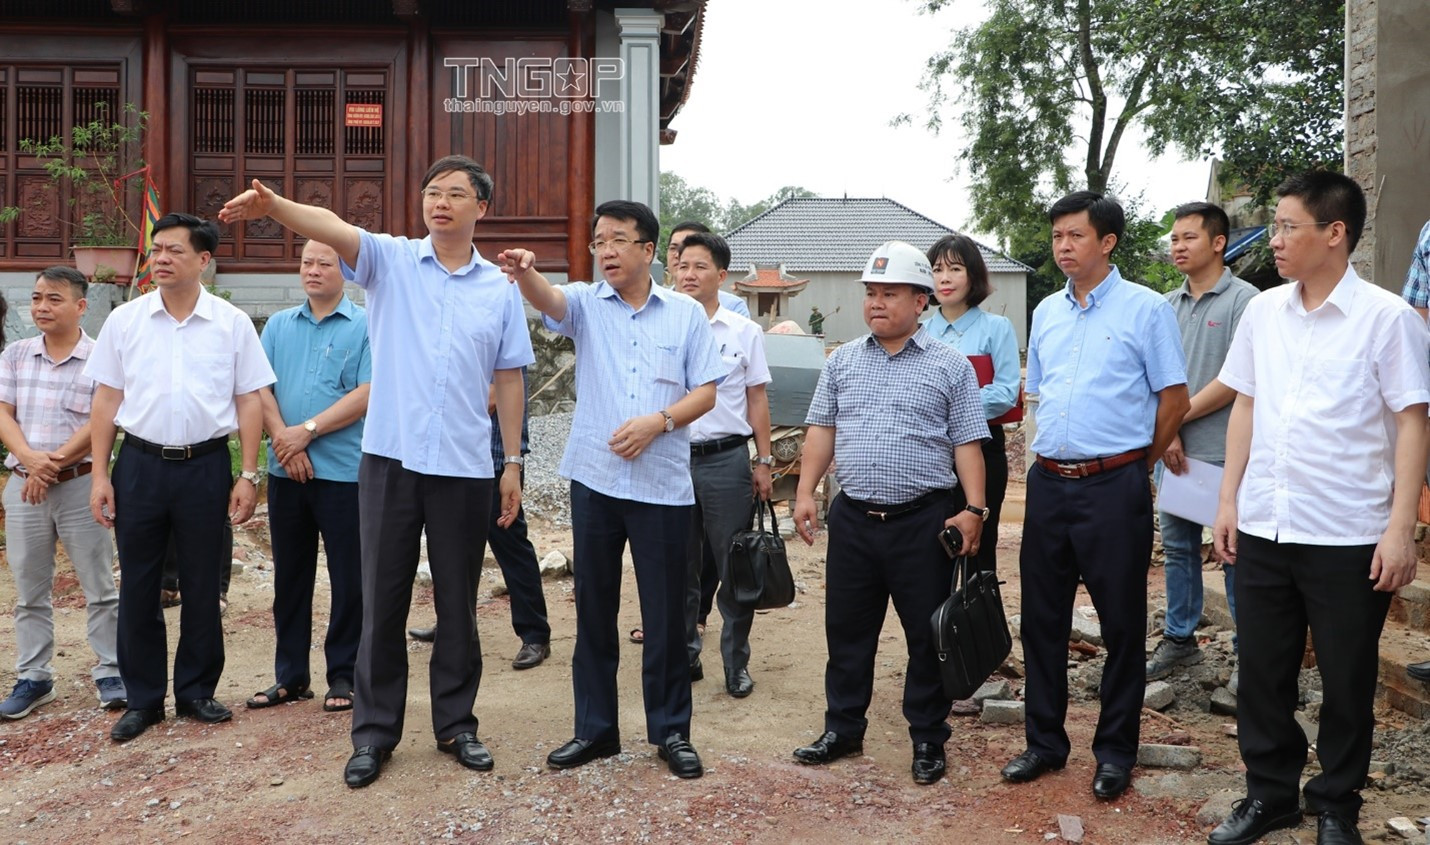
<box><xmin>351</xmin><ymin>454</ymin><xmax>492</xmax><ymax>750</ymax></box>
<box><xmin>1019</xmin><ymin>461</ymin><xmax>1151</xmax><ymax>768</ymax></box>
<box><xmin>980</xmin><ymin>425</ymin><xmax>1008</xmax><ymax>573</ymax></box>
<box><xmin>569</xmin><ymin>480</ymin><xmax>692</xmax><ymax>745</ymax></box>
<box><xmin>823</xmin><ymin>490</ymin><xmax>956</xmax><ymax>745</ymax></box>
<box><xmin>161</xmin><ymin>522</ymin><xmax>233</xmax><ymax>595</ymax></box>
<box><xmin>684</xmin><ymin>446</ymin><xmax>756</xmax><ymax>673</ymax></box>
<box><xmin>267</xmin><ymin>476</ymin><xmax>363</xmax><ymax>690</ymax></box>
<box><xmin>487</xmin><ymin>473</ymin><xmax>550</xmax><ymax>645</ymax></box>
<box><xmin>112</xmin><ymin>442</ymin><xmax>231</xmax><ymax>709</ymax></box>
<box><xmin>1234</xmin><ymin>532</ymin><xmax>1389</xmax><ymax>818</ymax></box>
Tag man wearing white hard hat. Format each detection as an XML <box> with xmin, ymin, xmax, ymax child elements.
<box><xmin>791</xmin><ymin>241</ymin><xmax>989</xmax><ymax>786</ymax></box>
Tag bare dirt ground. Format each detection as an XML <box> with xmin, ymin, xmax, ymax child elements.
<box><xmin>2</xmin><ymin>481</ymin><xmax>1429</xmax><ymax>845</ymax></box>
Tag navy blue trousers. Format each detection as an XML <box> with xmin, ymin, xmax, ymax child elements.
<box><xmin>1018</xmin><ymin>461</ymin><xmax>1151</xmax><ymax>769</ymax></box>
<box><xmin>267</xmin><ymin>476</ymin><xmax>362</xmax><ymax>690</ymax></box>
<box><xmin>569</xmin><ymin>481</ymin><xmax>692</xmax><ymax>745</ymax></box>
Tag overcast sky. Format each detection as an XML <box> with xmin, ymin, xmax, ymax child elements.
<box><xmin>660</xmin><ymin>0</ymin><xmax>1211</xmax><ymax>244</ymax></box>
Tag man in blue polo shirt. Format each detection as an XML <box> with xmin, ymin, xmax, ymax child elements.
<box><xmin>246</xmin><ymin>239</ymin><xmax>370</xmax><ymax>715</ymax></box>
<box><xmin>221</xmin><ymin>156</ymin><xmax>534</xmax><ymax>788</ymax></box>
<box><xmin>1001</xmin><ymin>192</ymin><xmax>1188</xmax><ymax>802</ymax></box>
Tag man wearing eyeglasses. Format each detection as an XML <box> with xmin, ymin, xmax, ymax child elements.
<box><xmin>220</xmin><ymin>155</ymin><xmax>534</xmax><ymax>789</ymax></box>
<box><xmin>86</xmin><ymin>213</ymin><xmax>275</xmax><ymax>743</ymax></box>
<box><xmin>1209</xmin><ymin>172</ymin><xmax>1429</xmax><ymax>845</ymax></box>
<box><xmin>499</xmin><ymin>200</ymin><xmax>724</xmax><ymax>780</ymax></box>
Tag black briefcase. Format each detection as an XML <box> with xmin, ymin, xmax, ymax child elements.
<box><xmin>930</xmin><ymin>555</ymin><xmax>1012</xmax><ymax>700</ymax></box>
<box><xmin>728</xmin><ymin>500</ymin><xmax>796</xmax><ymax>610</ymax></box>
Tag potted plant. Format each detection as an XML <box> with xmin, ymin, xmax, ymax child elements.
<box><xmin>0</xmin><ymin>101</ymin><xmax>149</xmax><ymax>284</ymax></box>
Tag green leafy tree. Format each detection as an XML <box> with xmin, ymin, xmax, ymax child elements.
<box><xmin>659</xmin><ymin>172</ymin><xmax>817</xmax><ymax>247</ymax></box>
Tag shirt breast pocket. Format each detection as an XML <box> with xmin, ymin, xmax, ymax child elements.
<box><xmin>320</xmin><ymin>348</ymin><xmax>358</xmax><ymax>391</ymax></box>
<box><xmin>63</xmin><ymin>378</ymin><xmax>95</xmax><ymax>416</ymax></box>
<box><xmin>192</xmin><ymin>353</ymin><xmax>234</xmax><ymax>402</ymax></box>
<box><xmin>655</xmin><ymin>345</ymin><xmax>682</xmax><ymax>386</ymax></box>
<box><xmin>1309</xmin><ymin>357</ymin><xmax>1368</xmax><ymax>410</ymax></box>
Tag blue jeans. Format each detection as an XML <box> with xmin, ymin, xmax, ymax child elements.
<box><xmin>1155</xmin><ymin>463</ymin><xmax>1237</xmax><ymax>642</ymax></box>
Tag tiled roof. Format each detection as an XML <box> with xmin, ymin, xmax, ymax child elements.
<box><xmin>724</xmin><ymin>197</ymin><xmax>1031</xmax><ymax>274</ymax></box>
<box><xmin>734</xmin><ymin>265</ymin><xmax>809</xmax><ymax>290</ymax></box>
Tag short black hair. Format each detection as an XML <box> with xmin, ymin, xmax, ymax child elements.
<box><xmin>1275</xmin><ymin>170</ymin><xmax>1367</xmax><ymax>253</ymax></box>
<box><xmin>1048</xmin><ymin>191</ymin><xmax>1125</xmax><ymax>253</ymax></box>
<box><xmin>670</xmin><ymin>221</ymin><xmax>711</xmax><ymax>239</ymax></box>
<box><xmin>153</xmin><ymin>212</ymin><xmax>220</xmax><ymax>253</ymax></box>
<box><xmin>926</xmin><ymin>234</ymin><xmax>992</xmax><ymax>307</ymax></box>
<box><xmin>37</xmin><ymin>265</ymin><xmax>89</xmax><ymax>300</ymax></box>
<box><xmin>1173</xmin><ymin>202</ymin><xmax>1231</xmax><ymax>252</ymax></box>
<box><xmin>593</xmin><ymin>200</ymin><xmax>659</xmax><ymax>246</ymax></box>
<box><xmin>422</xmin><ymin>154</ymin><xmax>494</xmax><ymax>201</ymax></box>
<box><xmin>676</xmin><ymin>231</ymin><xmax>731</xmax><ymax>272</ymax></box>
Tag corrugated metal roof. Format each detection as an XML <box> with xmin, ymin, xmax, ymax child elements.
<box><xmin>725</xmin><ymin>197</ymin><xmax>1031</xmax><ymax>274</ymax></box>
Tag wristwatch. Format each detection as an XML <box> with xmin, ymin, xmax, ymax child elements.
<box><xmin>303</xmin><ymin>419</ymin><xmax>319</xmax><ymax>435</ymax></box>
<box><xmin>503</xmin><ymin>455</ymin><xmax>525</xmax><ymax>467</ymax></box>
<box><xmin>964</xmin><ymin>504</ymin><xmax>991</xmax><ymax>521</ymax></box>
<box><xmin>237</xmin><ymin>470</ymin><xmax>261</xmax><ymax>486</ymax></box>
<box><xmin>659</xmin><ymin>410</ymin><xmax>675</xmax><ymax>432</ymax></box>
<box><xmin>755</xmin><ymin>456</ymin><xmax>775</xmax><ymax>466</ymax></box>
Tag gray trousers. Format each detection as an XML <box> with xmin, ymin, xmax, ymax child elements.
<box><xmin>4</xmin><ymin>472</ymin><xmax>118</xmax><ymax>682</ymax></box>
<box><xmin>684</xmin><ymin>446</ymin><xmax>756</xmax><ymax>676</ymax></box>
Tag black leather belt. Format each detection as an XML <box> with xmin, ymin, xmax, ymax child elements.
<box><xmin>840</xmin><ymin>489</ymin><xmax>952</xmax><ymax>521</ymax></box>
<box><xmin>124</xmin><ymin>433</ymin><xmax>229</xmax><ymax>461</ymax></box>
<box><xmin>690</xmin><ymin>434</ymin><xmax>748</xmax><ymax>457</ymax></box>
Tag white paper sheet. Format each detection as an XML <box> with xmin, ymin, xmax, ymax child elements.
<box><xmin>1157</xmin><ymin>457</ymin><xmax>1224</xmax><ymax>527</ymax></box>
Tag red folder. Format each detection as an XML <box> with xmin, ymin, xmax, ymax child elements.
<box><xmin>966</xmin><ymin>353</ymin><xmax>1024</xmax><ymax>425</ymax></box>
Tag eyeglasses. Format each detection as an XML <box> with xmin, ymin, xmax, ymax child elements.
<box><xmin>588</xmin><ymin>238</ymin><xmax>649</xmax><ymax>254</ymax></box>
<box><xmin>1266</xmin><ymin>220</ymin><xmax>1332</xmax><ymax>238</ymax></box>
<box><xmin>420</xmin><ymin>188</ymin><xmax>484</xmax><ymax>204</ymax></box>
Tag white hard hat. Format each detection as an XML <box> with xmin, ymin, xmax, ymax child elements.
<box><xmin>859</xmin><ymin>241</ymin><xmax>934</xmax><ymax>292</ymax></box>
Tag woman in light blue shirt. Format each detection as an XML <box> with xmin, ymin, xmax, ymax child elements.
<box><xmin>924</xmin><ymin>235</ymin><xmax>1021</xmax><ymax>576</ymax></box>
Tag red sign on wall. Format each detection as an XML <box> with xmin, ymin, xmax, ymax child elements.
<box><xmin>345</xmin><ymin>103</ymin><xmax>382</xmax><ymax>127</ymax></box>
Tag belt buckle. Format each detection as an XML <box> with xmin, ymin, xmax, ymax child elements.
<box><xmin>160</xmin><ymin>445</ymin><xmax>190</xmax><ymax>461</ymax></box>
<box><xmin>866</xmin><ymin>510</ymin><xmax>887</xmax><ymax>521</ymax></box>
<box><xmin>1055</xmin><ymin>461</ymin><xmax>1085</xmax><ymax>479</ymax></box>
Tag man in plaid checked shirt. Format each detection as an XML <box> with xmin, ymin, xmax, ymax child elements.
<box><xmin>790</xmin><ymin>241</ymin><xmax>989</xmax><ymax>787</ymax></box>
<box><xmin>0</xmin><ymin>266</ymin><xmax>123</xmax><ymax>719</ymax></box>
<box><xmin>1402</xmin><ymin>218</ymin><xmax>1430</xmax><ymax>685</ymax></box>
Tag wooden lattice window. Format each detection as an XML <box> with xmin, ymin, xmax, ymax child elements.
<box><xmin>244</xmin><ymin>87</ymin><xmax>285</xmax><ymax>154</ymax></box>
<box><xmin>296</xmin><ymin>88</ymin><xmax>334</xmax><ymax>155</ymax></box>
<box><xmin>1</xmin><ymin>65</ymin><xmax>123</xmax><ymax>261</ymax></box>
<box><xmin>194</xmin><ymin>87</ymin><xmax>235</xmax><ymax>153</ymax></box>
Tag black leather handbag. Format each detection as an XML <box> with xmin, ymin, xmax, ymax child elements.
<box><xmin>728</xmin><ymin>500</ymin><xmax>796</xmax><ymax>610</ymax></box>
<box><xmin>930</xmin><ymin>555</ymin><xmax>1012</xmax><ymax>699</ymax></box>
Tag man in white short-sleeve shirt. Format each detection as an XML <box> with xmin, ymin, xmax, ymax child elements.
<box><xmin>1208</xmin><ymin>171</ymin><xmax>1430</xmax><ymax>845</ymax></box>
<box><xmin>87</xmin><ymin>213</ymin><xmax>275</xmax><ymax>744</ymax></box>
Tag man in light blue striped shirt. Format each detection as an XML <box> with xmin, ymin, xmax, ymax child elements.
<box><xmin>501</xmin><ymin>200</ymin><xmax>724</xmax><ymax>780</ymax></box>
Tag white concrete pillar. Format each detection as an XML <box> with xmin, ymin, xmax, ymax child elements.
<box><xmin>613</xmin><ymin>8</ymin><xmax>662</xmax><ymax>213</ymax></box>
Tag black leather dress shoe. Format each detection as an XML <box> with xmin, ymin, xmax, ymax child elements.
<box><xmin>690</xmin><ymin>657</ymin><xmax>704</xmax><ymax>682</ymax></box>
<box><xmin>1000</xmin><ymin>750</ymin><xmax>1065</xmax><ymax>783</ymax></box>
<box><xmin>726</xmin><ymin>668</ymin><xmax>754</xmax><ymax>698</ymax></box>
<box><xmin>344</xmin><ymin>746</ymin><xmax>391</xmax><ymax>789</ymax></box>
<box><xmin>1408</xmin><ymin>660</ymin><xmax>1430</xmax><ymax>682</ymax></box>
<box><xmin>1092</xmin><ymin>763</ymin><xmax>1132</xmax><ymax>799</ymax></box>
<box><xmin>546</xmin><ymin>737</ymin><xmax>622</xmax><ymax>769</ymax></box>
<box><xmin>658</xmin><ymin>733</ymin><xmax>704</xmax><ymax>779</ymax></box>
<box><xmin>175</xmin><ymin>698</ymin><xmax>233</xmax><ymax>723</ymax></box>
<box><xmin>438</xmin><ymin>731</ymin><xmax>494</xmax><ymax>771</ymax></box>
<box><xmin>793</xmin><ymin>731</ymin><xmax>864</xmax><ymax>765</ymax></box>
<box><xmin>911</xmin><ymin>742</ymin><xmax>946</xmax><ymax>785</ymax></box>
<box><xmin>1317</xmin><ymin>811</ymin><xmax>1364</xmax><ymax>845</ymax></box>
<box><xmin>512</xmin><ymin>642</ymin><xmax>550</xmax><ymax>670</ymax></box>
<box><xmin>110</xmin><ymin>708</ymin><xmax>164</xmax><ymax>742</ymax></box>
<box><xmin>408</xmin><ymin>625</ymin><xmax>436</xmax><ymax>643</ymax></box>
<box><xmin>1206</xmin><ymin>798</ymin><xmax>1302</xmax><ymax>845</ymax></box>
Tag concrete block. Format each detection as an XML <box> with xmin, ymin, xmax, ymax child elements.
<box><xmin>1144</xmin><ymin>681</ymin><xmax>1175</xmax><ymax>711</ymax></box>
<box><xmin>979</xmin><ymin>699</ymin><xmax>1024</xmax><ymax>725</ymax></box>
<box><xmin>1136</xmin><ymin>743</ymin><xmax>1202</xmax><ymax>770</ymax></box>
<box><xmin>1057</xmin><ymin>814</ymin><xmax>1083</xmax><ymax>843</ymax></box>
<box><xmin>1210</xmin><ymin>687</ymin><xmax>1238</xmax><ymax>715</ymax></box>
<box><xmin>972</xmin><ymin>679</ymin><xmax>1012</xmax><ymax>704</ymax></box>
<box><xmin>1070</xmin><ymin>614</ymin><xmax>1103</xmax><ymax>646</ymax></box>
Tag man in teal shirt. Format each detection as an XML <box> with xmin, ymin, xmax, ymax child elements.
<box><xmin>252</xmin><ymin>239</ymin><xmax>371</xmax><ymax>715</ymax></box>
